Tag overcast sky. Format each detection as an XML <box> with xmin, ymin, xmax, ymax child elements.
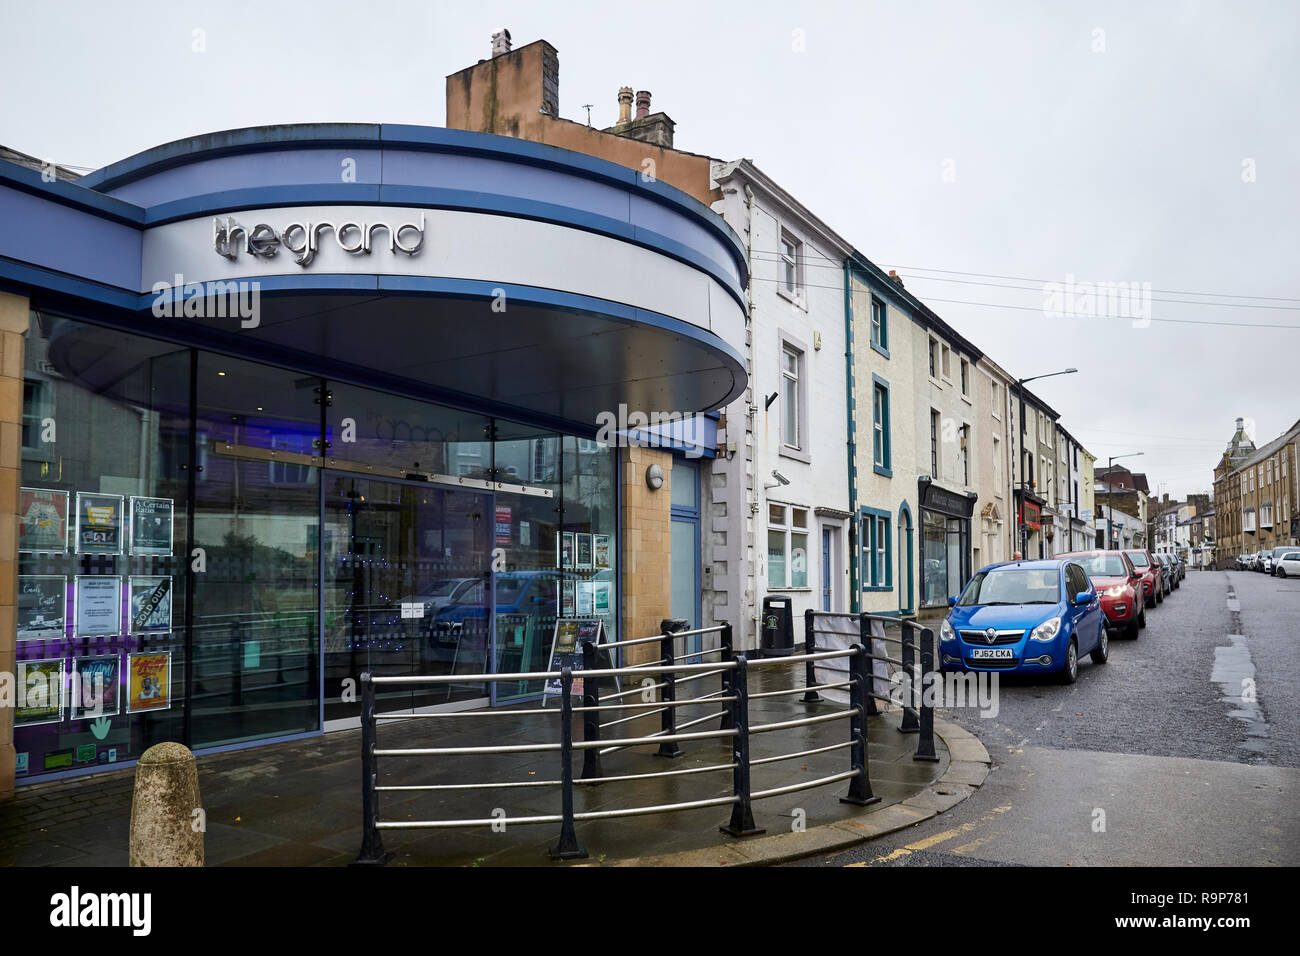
<box><xmin>2</xmin><ymin>0</ymin><xmax>1296</xmax><ymax>498</ymax></box>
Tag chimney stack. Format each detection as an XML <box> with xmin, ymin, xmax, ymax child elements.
<box><xmin>491</xmin><ymin>28</ymin><xmax>512</xmax><ymax>58</ymax></box>
<box><xmin>635</xmin><ymin>90</ymin><xmax>651</xmax><ymax>119</ymax></box>
<box><xmin>617</xmin><ymin>87</ymin><xmax>633</xmax><ymax>125</ymax></box>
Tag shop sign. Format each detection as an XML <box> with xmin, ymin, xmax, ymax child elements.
<box><xmin>213</xmin><ymin>213</ymin><xmax>426</xmax><ymax>267</ymax></box>
<box><xmin>922</xmin><ymin>482</ymin><xmax>976</xmax><ymax>518</ymax></box>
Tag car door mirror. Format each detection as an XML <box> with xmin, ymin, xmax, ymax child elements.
<box><xmin>1074</xmin><ymin>589</ymin><xmax>1094</xmax><ymax>605</ymax></box>
<box><xmin>948</xmin><ymin>596</ymin><xmax>957</xmax><ymax>607</ymax></box>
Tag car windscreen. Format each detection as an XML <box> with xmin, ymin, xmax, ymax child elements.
<box><xmin>1126</xmin><ymin>552</ymin><xmax>1150</xmax><ymax>568</ymax></box>
<box><xmin>957</xmin><ymin>568</ymin><xmax>1061</xmax><ymax>606</ymax></box>
<box><xmin>1075</xmin><ymin>554</ymin><xmax>1127</xmax><ymax>577</ymax></box>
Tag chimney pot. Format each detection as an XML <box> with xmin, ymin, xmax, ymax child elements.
<box><xmin>635</xmin><ymin>90</ymin><xmax>651</xmax><ymax>120</ymax></box>
<box><xmin>617</xmin><ymin>86</ymin><xmax>633</xmax><ymax>125</ymax></box>
<box><xmin>491</xmin><ymin>28</ymin><xmax>512</xmax><ymax>58</ymax></box>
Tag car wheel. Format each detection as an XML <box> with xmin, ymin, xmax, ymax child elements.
<box><xmin>1279</xmin><ymin>568</ymin><xmax>1287</xmax><ymax>578</ymax></box>
<box><xmin>1090</xmin><ymin>627</ymin><xmax>1109</xmax><ymax>665</ymax></box>
<box><xmin>1059</xmin><ymin>639</ymin><xmax>1079</xmax><ymax>684</ymax></box>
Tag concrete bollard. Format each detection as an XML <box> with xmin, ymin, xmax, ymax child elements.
<box><xmin>129</xmin><ymin>742</ymin><xmax>204</xmax><ymax>867</ymax></box>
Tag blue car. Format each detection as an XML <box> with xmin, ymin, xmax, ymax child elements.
<box><xmin>939</xmin><ymin>559</ymin><xmax>1108</xmax><ymax>684</ymax></box>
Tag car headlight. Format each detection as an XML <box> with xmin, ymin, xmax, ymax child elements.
<box><xmin>1104</xmin><ymin>585</ymin><xmax>1126</xmax><ymax>597</ymax></box>
<box><xmin>1029</xmin><ymin>617</ymin><xmax>1061</xmax><ymax>642</ymax></box>
<box><xmin>940</xmin><ymin>618</ymin><xmax>956</xmax><ymax>642</ymax></box>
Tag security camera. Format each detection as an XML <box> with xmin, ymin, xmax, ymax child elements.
<box><xmin>771</xmin><ymin>470</ymin><xmax>790</xmax><ymax>486</ymax></box>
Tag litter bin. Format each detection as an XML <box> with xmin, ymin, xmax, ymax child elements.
<box><xmin>759</xmin><ymin>595</ymin><xmax>795</xmax><ymax>657</ymax></box>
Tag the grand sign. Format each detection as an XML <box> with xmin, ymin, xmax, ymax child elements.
<box><xmin>212</xmin><ymin>214</ymin><xmax>425</xmax><ymax>267</ymax></box>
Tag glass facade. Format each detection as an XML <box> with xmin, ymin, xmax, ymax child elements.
<box><xmin>922</xmin><ymin>509</ymin><xmax>970</xmax><ymax>607</ymax></box>
<box><xmin>13</xmin><ymin>311</ymin><xmax>620</xmax><ymax>781</ymax></box>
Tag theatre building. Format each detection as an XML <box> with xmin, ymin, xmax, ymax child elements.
<box><xmin>0</xmin><ymin>104</ymin><xmax>747</xmax><ymax>789</ymax></box>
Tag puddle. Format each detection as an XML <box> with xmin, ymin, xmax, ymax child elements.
<box><xmin>1211</xmin><ymin>634</ymin><xmax>1270</xmax><ymax>753</ymax></box>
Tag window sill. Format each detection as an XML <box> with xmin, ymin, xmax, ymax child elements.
<box><xmin>873</xmin><ymin>464</ymin><xmax>893</xmax><ymax>478</ymax></box>
<box><xmin>768</xmin><ymin>587</ymin><xmax>814</xmax><ymax>593</ymax></box>
<box><xmin>870</xmin><ymin>341</ymin><xmax>890</xmax><ymax>359</ymax></box>
<box><xmin>776</xmin><ymin>287</ymin><xmax>808</xmax><ymax>311</ymax></box>
<box><xmin>861</xmin><ymin>585</ymin><xmax>893</xmax><ymax>593</ymax></box>
<box><xmin>780</xmin><ymin>445</ymin><xmax>811</xmax><ymax>464</ymax></box>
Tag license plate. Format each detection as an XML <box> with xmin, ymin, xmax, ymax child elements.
<box><xmin>969</xmin><ymin>647</ymin><xmax>1014</xmax><ymax>660</ymax></box>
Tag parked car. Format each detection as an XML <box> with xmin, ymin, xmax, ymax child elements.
<box><xmin>1058</xmin><ymin>550</ymin><xmax>1145</xmax><ymax>639</ymax></box>
<box><xmin>1124</xmin><ymin>549</ymin><xmax>1162</xmax><ymax>607</ymax></box>
<box><xmin>1236</xmin><ymin>553</ymin><xmax>1250</xmax><ymax>570</ymax></box>
<box><xmin>1262</xmin><ymin>554</ymin><xmax>1275</xmax><ymax>574</ymax></box>
<box><xmin>1269</xmin><ymin>545</ymin><xmax>1296</xmax><ymax>576</ymax></box>
<box><xmin>1276</xmin><ymin>551</ymin><xmax>1300</xmax><ymax>578</ymax></box>
<box><xmin>1158</xmin><ymin>553</ymin><xmax>1179</xmax><ymax>591</ymax></box>
<box><xmin>939</xmin><ymin>559</ymin><xmax>1107</xmax><ymax>684</ymax></box>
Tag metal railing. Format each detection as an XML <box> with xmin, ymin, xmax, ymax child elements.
<box><xmin>802</xmin><ymin>610</ymin><xmax>939</xmax><ymax>762</ymax></box>
<box><xmin>353</xmin><ymin>616</ymin><xmax>932</xmax><ymax>865</ymax></box>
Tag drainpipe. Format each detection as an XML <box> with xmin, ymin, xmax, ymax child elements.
<box><xmin>844</xmin><ymin>259</ymin><xmax>859</xmax><ymax>613</ymax></box>
<box><xmin>744</xmin><ymin>181</ymin><xmax>759</xmax><ymax>650</ymax></box>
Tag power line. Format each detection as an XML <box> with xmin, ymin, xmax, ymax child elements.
<box><xmin>748</xmin><ymin>251</ymin><xmax>1300</xmax><ymax>310</ymax></box>
<box><xmin>744</xmin><ymin>273</ymin><xmax>1300</xmax><ymax>330</ymax></box>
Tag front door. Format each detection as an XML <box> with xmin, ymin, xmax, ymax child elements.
<box><xmin>821</xmin><ymin>527</ymin><xmax>833</xmax><ymax>611</ymax></box>
<box><xmin>322</xmin><ymin>474</ymin><xmax>492</xmax><ymax>725</ymax></box>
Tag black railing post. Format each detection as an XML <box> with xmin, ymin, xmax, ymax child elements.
<box><xmin>580</xmin><ymin>639</ymin><xmax>602</xmax><ymax>780</ymax></box>
<box><xmin>720</xmin><ymin>654</ymin><xmax>764</xmax><ymax>836</ymax></box>
<box><xmin>352</xmin><ymin>673</ymin><xmax>393</xmax><ymax>866</ymax></box>
<box><xmin>842</xmin><ymin>644</ymin><xmax>881</xmax><ymax>806</ymax></box>
<box><xmin>550</xmin><ymin>666</ymin><xmax>588</xmax><ymax>860</ymax></box>
<box><xmin>860</xmin><ymin>613</ymin><xmax>880</xmax><ymax>716</ymax></box>
<box><xmin>899</xmin><ymin>620</ymin><xmax>919</xmax><ymax>733</ymax></box>
<box><xmin>656</xmin><ymin>619</ymin><xmax>685</xmax><ymax>758</ymax></box>
<box><xmin>914</xmin><ymin>627</ymin><xmax>940</xmax><ymax>762</ymax></box>
<box><xmin>719</xmin><ymin>622</ymin><xmax>734</xmax><ymax>730</ymax></box>
<box><xmin>802</xmin><ymin>608</ymin><xmax>822</xmax><ymax>702</ymax></box>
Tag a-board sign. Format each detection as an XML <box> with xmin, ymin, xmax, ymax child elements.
<box><xmin>542</xmin><ymin>618</ymin><xmax>609</xmax><ymax>704</ymax></box>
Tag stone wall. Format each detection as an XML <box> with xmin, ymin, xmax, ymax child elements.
<box><xmin>619</xmin><ymin>446</ymin><xmax>673</xmax><ymax>666</ymax></box>
<box><xmin>0</xmin><ymin>292</ymin><xmax>29</xmax><ymax>799</ymax></box>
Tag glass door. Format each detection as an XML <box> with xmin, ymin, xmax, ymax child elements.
<box><xmin>322</xmin><ymin>474</ymin><xmax>491</xmax><ymax>724</ymax></box>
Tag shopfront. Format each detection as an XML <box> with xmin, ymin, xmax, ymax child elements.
<box><xmin>0</xmin><ymin>124</ymin><xmax>747</xmax><ymax>785</ymax></box>
<box><xmin>919</xmin><ymin>480</ymin><xmax>976</xmax><ymax>607</ymax></box>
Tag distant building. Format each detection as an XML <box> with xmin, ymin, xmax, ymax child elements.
<box><xmin>1212</xmin><ymin>417</ymin><xmax>1300</xmax><ymax>567</ymax></box>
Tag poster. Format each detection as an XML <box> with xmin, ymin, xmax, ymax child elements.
<box><xmin>561</xmin><ymin>579</ymin><xmax>576</xmax><ymax>617</ymax></box>
<box><xmin>129</xmin><ymin>576</ymin><xmax>172</xmax><ymax>634</ymax></box>
<box><xmin>19</xmin><ymin>487</ymin><xmax>68</xmax><ymax>553</ymax></box>
<box><xmin>15</xmin><ymin>658</ymin><xmax>64</xmax><ymax>726</ymax></box>
<box><xmin>74</xmin><ymin>575</ymin><xmax>121</xmax><ymax>637</ymax></box>
<box><xmin>70</xmin><ymin>655</ymin><xmax>121</xmax><ymax>719</ymax></box>
<box><xmin>556</xmin><ymin>532</ymin><xmax>574</xmax><ymax>568</ymax></box>
<box><xmin>75</xmin><ymin>492</ymin><xmax>124</xmax><ymax>555</ymax></box>
<box><xmin>593</xmin><ymin>533</ymin><xmax>612</xmax><ymax>569</ymax></box>
<box><xmin>576</xmin><ymin>533</ymin><xmax>593</xmax><ymax>569</ymax></box>
<box><xmin>494</xmin><ymin>505</ymin><xmax>512</xmax><ymax>546</ymax></box>
<box><xmin>594</xmin><ymin>581</ymin><xmax>611</xmax><ymax>614</ymax></box>
<box><xmin>542</xmin><ymin>618</ymin><xmax>604</xmax><ymax>702</ymax></box>
<box><xmin>17</xmin><ymin>575</ymin><xmax>66</xmax><ymax>641</ymax></box>
<box><xmin>577</xmin><ymin>581</ymin><xmax>595</xmax><ymax>616</ymax></box>
<box><xmin>128</xmin><ymin>652</ymin><xmax>172</xmax><ymax>712</ymax></box>
<box><xmin>130</xmin><ymin>496</ymin><xmax>174</xmax><ymax>555</ymax></box>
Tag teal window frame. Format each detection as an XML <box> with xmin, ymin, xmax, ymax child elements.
<box><xmin>860</xmin><ymin>506</ymin><xmax>892</xmax><ymax>592</ymax></box>
<box><xmin>870</xmin><ymin>296</ymin><xmax>889</xmax><ymax>357</ymax></box>
<box><xmin>872</xmin><ymin>374</ymin><xmax>892</xmax><ymax>477</ymax></box>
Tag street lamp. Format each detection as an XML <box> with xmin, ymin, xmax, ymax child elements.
<box><xmin>1105</xmin><ymin>452</ymin><xmax>1144</xmax><ymax>550</ymax></box>
<box><xmin>1013</xmin><ymin>368</ymin><xmax>1078</xmax><ymax>558</ymax></box>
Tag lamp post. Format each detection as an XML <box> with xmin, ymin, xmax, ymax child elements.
<box><xmin>1013</xmin><ymin>368</ymin><xmax>1077</xmax><ymax>558</ymax></box>
<box><xmin>1105</xmin><ymin>452</ymin><xmax>1144</xmax><ymax>550</ymax></box>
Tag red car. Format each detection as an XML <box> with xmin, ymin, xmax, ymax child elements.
<box><xmin>1123</xmin><ymin>549</ymin><xmax>1163</xmax><ymax>608</ymax></box>
<box><xmin>1060</xmin><ymin>550</ymin><xmax>1146</xmax><ymax>638</ymax></box>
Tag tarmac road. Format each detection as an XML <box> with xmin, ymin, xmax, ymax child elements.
<box><xmin>796</xmin><ymin>569</ymin><xmax>1300</xmax><ymax>866</ymax></box>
